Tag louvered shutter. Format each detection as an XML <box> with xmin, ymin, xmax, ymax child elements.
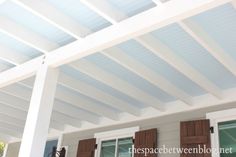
<box><xmin>134</xmin><ymin>128</ymin><xmax>157</xmax><ymax>157</ymax></box>
<box><xmin>76</xmin><ymin>138</ymin><xmax>96</xmax><ymax>157</ymax></box>
<box><xmin>180</xmin><ymin>119</ymin><xmax>211</xmax><ymax>157</ymax></box>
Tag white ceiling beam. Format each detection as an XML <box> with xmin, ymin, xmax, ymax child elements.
<box><xmin>80</xmin><ymin>0</ymin><xmax>127</xmax><ymax>24</ymax></box>
<box><xmin>102</xmin><ymin>48</ymin><xmax>193</xmax><ymax>105</ymax></box>
<box><xmin>70</xmin><ymin>59</ymin><xmax>165</xmax><ymax>111</ymax></box>
<box><xmin>0</xmin><ymin>101</ymin><xmax>66</xmax><ymax>132</ymax></box>
<box><xmin>18</xmin><ymin>74</ymin><xmax>140</xmax><ymax>117</ymax></box>
<box><xmin>0</xmin><ymin>56</ymin><xmax>42</xmax><ymax>88</ymax></box>
<box><xmin>0</xmin><ymin>45</ymin><xmax>29</xmax><ymax>65</ymax></box>
<box><xmin>136</xmin><ymin>34</ymin><xmax>222</xmax><ymax>99</ymax></box>
<box><xmin>54</xmin><ymin>100</ymin><xmax>99</xmax><ymax>124</ymax></box>
<box><xmin>1</xmin><ymin>83</ymin><xmax>100</xmax><ymax>125</ymax></box>
<box><xmin>12</xmin><ymin>0</ymin><xmax>91</xmax><ymax>39</ymax></box>
<box><xmin>178</xmin><ymin>20</ymin><xmax>236</xmax><ymax>77</ymax></box>
<box><xmin>59</xmin><ymin>73</ymin><xmax>141</xmax><ymax>116</ymax></box>
<box><xmin>56</xmin><ymin>87</ymin><xmax>120</xmax><ymax>121</ymax></box>
<box><xmin>0</xmin><ymin>16</ymin><xmax>58</xmax><ymax>53</ymax></box>
<box><xmin>52</xmin><ymin>111</ymin><xmax>81</xmax><ymax>128</ymax></box>
<box><xmin>0</xmin><ymin>0</ymin><xmax>231</xmax><ymax>88</ymax></box>
<box><xmin>46</xmin><ymin>0</ymin><xmax>232</xmax><ymax>67</ymax></box>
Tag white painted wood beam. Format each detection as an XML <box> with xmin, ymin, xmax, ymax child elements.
<box><xmin>12</xmin><ymin>0</ymin><xmax>91</xmax><ymax>39</ymax></box>
<box><xmin>178</xmin><ymin>20</ymin><xmax>236</xmax><ymax>77</ymax></box>
<box><xmin>54</xmin><ymin>100</ymin><xmax>99</xmax><ymax>124</ymax></box>
<box><xmin>59</xmin><ymin>73</ymin><xmax>141</xmax><ymax>116</ymax></box>
<box><xmin>0</xmin><ymin>91</ymin><xmax>29</xmax><ymax>111</ymax></box>
<box><xmin>136</xmin><ymin>34</ymin><xmax>222</xmax><ymax>98</ymax></box>
<box><xmin>0</xmin><ymin>0</ymin><xmax>231</xmax><ymax>89</ymax></box>
<box><xmin>56</xmin><ymin>87</ymin><xmax>120</xmax><ymax>121</ymax></box>
<box><xmin>52</xmin><ymin>111</ymin><xmax>81</xmax><ymax>128</ymax></box>
<box><xmin>0</xmin><ymin>56</ymin><xmax>42</xmax><ymax>88</ymax></box>
<box><xmin>102</xmin><ymin>48</ymin><xmax>193</xmax><ymax>105</ymax></box>
<box><xmin>0</xmin><ymin>16</ymin><xmax>58</xmax><ymax>53</ymax></box>
<box><xmin>18</xmin><ymin>64</ymin><xmax>59</xmax><ymax>157</ymax></box>
<box><xmin>0</xmin><ymin>45</ymin><xmax>29</xmax><ymax>65</ymax></box>
<box><xmin>80</xmin><ymin>0</ymin><xmax>127</xmax><ymax>24</ymax></box>
<box><xmin>46</xmin><ymin>0</ymin><xmax>232</xmax><ymax>67</ymax></box>
<box><xmin>1</xmin><ymin>83</ymin><xmax>99</xmax><ymax>125</ymax></box>
<box><xmin>70</xmin><ymin>59</ymin><xmax>165</xmax><ymax>111</ymax></box>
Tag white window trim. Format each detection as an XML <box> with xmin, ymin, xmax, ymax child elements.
<box><xmin>206</xmin><ymin>108</ymin><xmax>236</xmax><ymax>157</ymax></box>
<box><xmin>94</xmin><ymin>126</ymin><xmax>139</xmax><ymax>157</ymax></box>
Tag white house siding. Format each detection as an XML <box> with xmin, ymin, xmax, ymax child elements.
<box><xmin>5</xmin><ymin>102</ymin><xmax>236</xmax><ymax>157</ymax></box>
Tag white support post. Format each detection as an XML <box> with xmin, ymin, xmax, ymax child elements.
<box><xmin>18</xmin><ymin>62</ymin><xmax>59</xmax><ymax>157</ymax></box>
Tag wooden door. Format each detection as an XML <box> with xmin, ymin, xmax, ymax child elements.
<box><xmin>76</xmin><ymin>138</ymin><xmax>96</xmax><ymax>157</ymax></box>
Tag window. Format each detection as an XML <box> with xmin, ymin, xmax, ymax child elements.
<box><xmin>95</xmin><ymin>127</ymin><xmax>139</xmax><ymax>157</ymax></box>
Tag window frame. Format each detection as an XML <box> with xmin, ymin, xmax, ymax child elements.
<box><xmin>206</xmin><ymin>108</ymin><xmax>236</xmax><ymax>157</ymax></box>
<box><xmin>94</xmin><ymin>127</ymin><xmax>139</xmax><ymax>157</ymax></box>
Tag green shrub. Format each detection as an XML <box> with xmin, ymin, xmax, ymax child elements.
<box><xmin>0</xmin><ymin>142</ymin><xmax>5</xmax><ymax>157</ymax></box>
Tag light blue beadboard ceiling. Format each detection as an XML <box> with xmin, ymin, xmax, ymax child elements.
<box><xmin>0</xmin><ymin>0</ymin><xmax>76</xmax><ymax>46</ymax></box>
<box><xmin>116</xmin><ymin>40</ymin><xmax>206</xmax><ymax>96</ymax></box>
<box><xmin>107</xmin><ymin>0</ymin><xmax>156</xmax><ymax>17</ymax></box>
<box><xmin>60</xmin><ymin>66</ymin><xmax>146</xmax><ymax>108</ymax></box>
<box><xmin>0</xmin><ymin>59</ymin><xmax>14</xmax><ymax>72</ymax></box>
<box><xmin>151</xmin><ymin>23</ymin><xmax>236</xmax><ymax>90</ymax></box>
<box><xmin>0</xmin><ymin>32</ymin><xmax>41</xmax><ymax>58</ymax></box>
<box><xmin>85</xmin><ymin>53</ymin><xmax>176</xmax><ymax>102</ymax></box>
<box><xmin>0</xmin><ymin>0</ymin><xmax>236</xmax><ymax>137</ymax></box>
<box><xmin>48</xmin><ymin>0</ymin><xmax>111</xmax><ymax>32</ymax></box>
<box><xmin>189</xmin><ymin>3</ymin><xmax>236</xmax><ymax>61</ymax></box>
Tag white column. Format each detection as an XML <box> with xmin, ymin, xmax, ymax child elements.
<box><xmin>18</xmin><ymin>62</ymin><xmax>59</xmax><ymax>157</ymax></box>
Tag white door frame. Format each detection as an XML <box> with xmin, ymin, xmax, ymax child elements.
<box><xmin>206</xmin><ymin>108</ymin><xmax>236</xmax><ymax>157</ymax></box>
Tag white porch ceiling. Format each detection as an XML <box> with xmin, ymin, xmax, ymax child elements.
<box><xmin>0</xmin><ymin>0</ymin><xmax>236</xmax><ymax>142</ymax></box>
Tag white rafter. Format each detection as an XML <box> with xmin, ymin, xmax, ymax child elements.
<box><xmin>136</xmin><ymin>34</ymin><xmax>222</xmax><ymax>98</ymax></box>
<box><xmin>0</xmin><ymin>0</ymin><xmax>231</xmax><ymax>88</ymax></box>
<box><xmin>56</xmin><ymin>87</ymin><xmax>120</xmax><ymax>121</ymax></box>
<box><xmin>12</xmin><ymin>0</ymin><xmax>91</xmax><ymax>39</ymax></box>
<box><xmin>0</xmin><ymin>16</ymin><xmax>59</xmax><ymax>53</ymax></box>
<box><xmin>80</xmin><ymin>0</ymin><xmax>127</xmax><ymax>24</ymax></box>
<box><xmin>46</xmin><ymin>0</ymin><xmax>232</xmax><ymax>67</ymax></box>
<box><xmin>102</xmin><ymin>47</ymin><xmax>193</xmax><ymax>105</ymax></box>
<box><xmin>59</xmin><ymin>73</ymin><xmax>141</xmax><ymax>116</ymax></box>
<box><xmin>178</xmin><ymin>20</ymin><xmax>236</xmax><ymax>77</ymax></box>
<box><xmin>0</xmin><ymin>45</ymin><xmax>29</xmax><ymax>65</ymax></box>
<box><xmin>0</xmin><ymin>83</ymin><xmax>100</xmax><ymax>125</ymax></box>
<box><xmin>70</xmin><ymin>59</ymin><xmax>165</xmax><ymax>111</ymax></box>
